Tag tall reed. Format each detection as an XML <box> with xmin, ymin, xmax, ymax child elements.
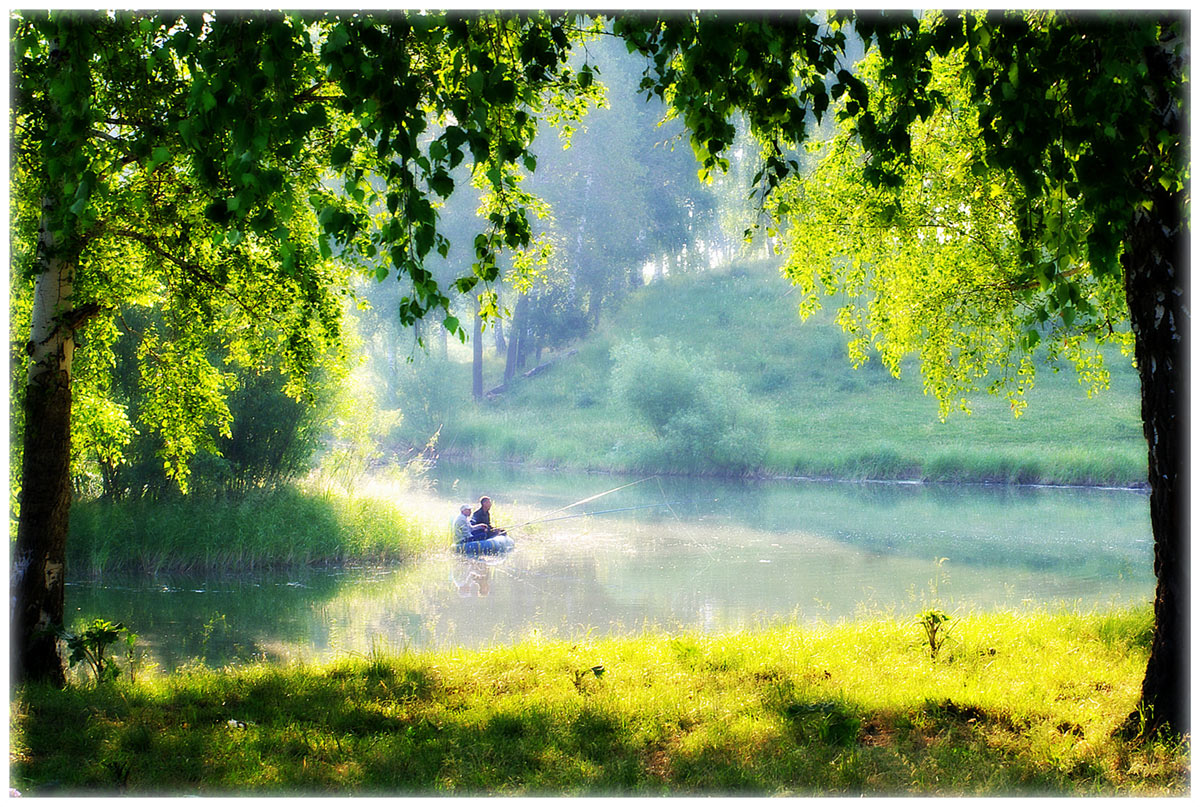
<box><xmin>68</xmin><ymin>477</ymin><xmax>448</xmax><ymax>577</ymax></box>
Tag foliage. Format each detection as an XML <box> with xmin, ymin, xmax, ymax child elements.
<box><xmin>11</xmin><ymin>10</ymin><xmax>606</xmax><ymax>492</ymax></box>
<box><xmin>613</xmin><ymin>14</ymin><xmax>853</xmax><ymax>195</ymax></box>
<box><xmin>850</xmin><ymin>11</ymin><xmax>1187</xmax><ymax>319</ymax></box>
<box><xmin>11</xmin><ymin>607</ymin><xmax>1187</xmax><ymax>795</ymax></box>
<box><xmin>771</xmin><ymin>45</ymin><xmax>1133</xmax><ymax>419</ymax></box>
<box><xmin>610</xmin><ymin>10</ymin><xmax>1184</xmax><ymax>420</ymax></box>
<box><xmin>610</xmin><ymin>338</ymin><xmax>767</xmax><ymax>473</ymax></box>
<box><xmin>211</xmin><ymin>364</ymin><xmax>338</xmax><ymax>493</ymax></box>
<box><xmin>89</xmin><ymin>331</ymin><xmax>344</xmax><ymax>498</ymax></box>
<box><xmin>54</xmin><ymin>618</ymin><xmax>136</xmax><ymax>685</ymax></box>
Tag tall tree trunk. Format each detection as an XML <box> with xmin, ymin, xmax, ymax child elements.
<box><xmin>12</xmin><ymin>27</ymin><xmax>95</xmax><ymax>687</ymax></box>
<box><xmin>515</xmin><ymin>307</ymin><xmax>528</xmax><ymax>371</ymax></box>
<box><xmin>472</xmin><ymin>308</ymin><xmax>484</xmax><ymax>401</ymax></box>
<box><xmin>493</xmin><ymin>314</ymin><xmax>507</xmax><ymax>357</ymax></box>
<box><xmin>504</xmin><ymin>294</ymin><xmax>526</xmax><ymax>384</ymax></box>
<box><xmin>12</xmin><ymin>213</ymin><xmax>79</xmax><ymax>687</ymax></box>
<box><xmin>1124</xmin><ymin>196</ymin><xmax>1188</xmax><ymax>739</ymax></box>
<box><xmin>586</xmin><ymin>292</ymin><xmax>602</xmax><ymax>330</ymax></box>
<box><xmin>1122</xmin><ymin>29</ymin><xmax>1188</xmax><ymax>739</ymax></box>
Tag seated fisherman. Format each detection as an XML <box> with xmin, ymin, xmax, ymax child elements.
<box><xmin>472</xmin><ymin>496</ymin><xmax>506</xmax><ymax>537</ymax></box>
<box><xmin>453</xmin><ymin>504</ymin><xmax>487</xmax><ymax>543</ymax></box>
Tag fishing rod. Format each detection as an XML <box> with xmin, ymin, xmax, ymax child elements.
<box><xmin>503</xmin><ymin>475</ymin><xmax>658</xmax><ymax>530</ymax></box>
<box><xmin>504</xmin><ymin>497</ymin><xmax>721</xmax><ymax>530</ymax></box>
<box><xmin>527</xmin><ymin>501</ymin><xmax>686</xmax><ymax>525</ymax></box>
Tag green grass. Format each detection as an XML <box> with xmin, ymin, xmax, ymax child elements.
<box><xmin>11</xmin><ymin>605</ymin><xmax>1185</xmax><ymax>796</ymax></box>
<box><xmin>67</xmin><ymin>475</ymin><xmax>451</xmax><ymax>576</ymax></box>
<box><xmin>398</xmin><ymin>259</ymin><xmax>1147</xmax><ymax>486</ymax></box>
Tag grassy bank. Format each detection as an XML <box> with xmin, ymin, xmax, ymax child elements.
<box><xmin>66</xmin><ymin>476</ymin><xmax>452</xmax><ymax>576</ymax></box>
<box><xmin>401</xmin><ymin>260</ymin><xmax>1146</xmax><ymax>487</ymax></box>
<box><xmin>11</xmin><ymin>606</ymin><xmax>1186</xmax><ymax>796</ymax></box>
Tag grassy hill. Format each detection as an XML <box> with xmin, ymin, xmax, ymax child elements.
<box><xmin>388</xmin><ymin>259</ymin><xmax>1146</xmax><ymax>487</ymax></box>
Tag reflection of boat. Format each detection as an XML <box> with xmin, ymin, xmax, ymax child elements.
<box><xmin>453</xmin><ymin>535</ymin><xmax>515</xmax><ymax>556</ymax></box>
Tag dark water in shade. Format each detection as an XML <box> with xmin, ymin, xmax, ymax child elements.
<box><xmin>66</xmin><ymin>464</ymin><xmax>1153</xmax><ymax>672</ymax></box>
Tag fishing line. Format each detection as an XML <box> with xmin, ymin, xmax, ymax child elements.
<box><xmin>525</xmin><ymin>500</ymin><xmax>687</xmax><ymax>525</ymax></box>
<box><xmin>657</xmin><ymin>477</ymin><xmax>682</xmax><ymax>523</ymax></box>
<box><xmin>503</xmin><ymin>475</ymin><xmax>659</xmax><ymax>530</ymax></box>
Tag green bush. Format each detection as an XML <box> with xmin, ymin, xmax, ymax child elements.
<box><xmin>610</xmin><ymin>339</ymin><xmax>767</xmax><ymax>473</ymax></box>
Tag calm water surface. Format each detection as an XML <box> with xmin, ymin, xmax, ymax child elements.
<box><xmin>68</xmin><ymin>465</ymin><xmax>1153</xmax><ymax>671</ymax></box>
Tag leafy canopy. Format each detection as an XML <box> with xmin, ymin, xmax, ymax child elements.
<box><xmin>771</xmin><ymin>45</ymin><xmax>1130</xmax><ymax>418</ymax></box>
<box><xmin>614</xmin><ymin>9</ymin><xmax>1185</xmax><ymax>417</ymax></box>
<box><xmin>12</xmin><ymin>10</ymin><xmax>603</xmax><ymax>488</ymax></box>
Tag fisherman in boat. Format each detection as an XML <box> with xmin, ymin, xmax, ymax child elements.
<box><xmin>453</xmin><ymin>504</ymin><xmax>488</xmax><ymax>543</ymax></box>
<box><xmin>472</xmin><ymin>496</ymin><xmax>506</xmax><ymax>537</ymax></box>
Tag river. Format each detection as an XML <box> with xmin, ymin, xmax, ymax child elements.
<box><xmin>66</xmin><ymin>464</ymin><xmax>1153</xmax><ymax>672</ymax></box>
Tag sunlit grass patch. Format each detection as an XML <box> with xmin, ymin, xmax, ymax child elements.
<box><xmin>11</xmin><ymin>606</ymin><xmax>1186</xmax><ymax>796</ymax></box>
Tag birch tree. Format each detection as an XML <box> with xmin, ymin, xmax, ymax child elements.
<box><xmin>11</xmin><ymin>9</ymin><xmax>601</xmax><ymax>685</ymax></box>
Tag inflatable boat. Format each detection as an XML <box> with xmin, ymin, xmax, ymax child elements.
<box><xmin>453</xmin><ymin>535</ymin><xmax>515</xmax><ymax>556</ymax></box>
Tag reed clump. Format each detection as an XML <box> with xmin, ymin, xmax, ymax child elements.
<box><xmin>67</xmin><ymin>479</ymin><xmax>448</xmax><ymax>576</ymax></box>
<box><xmin>11</xmin><ymin>605</ymin><xmax>1186</xmax><ymax>796</ymax></box>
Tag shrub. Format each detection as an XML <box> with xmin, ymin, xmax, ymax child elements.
<box><xmin>610</xmin><ymin>338</ymin><xmax>767</xmax><ymax>473</ymax></box>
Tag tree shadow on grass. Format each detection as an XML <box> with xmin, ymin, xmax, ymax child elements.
<box><xmin>11</xmin><ymin>666</ymin><xmax>1189</xmax><ymax>796</ymax></box>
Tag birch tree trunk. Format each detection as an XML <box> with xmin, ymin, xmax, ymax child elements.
<box><xmin>1122</xmin><ymin>25</ymin><xmax>1188</xmax><ymax>738</ymax></box>
<box><xmin>11</xmin><ymin>26</ymin><xmax>94</xmax><ymax>686</ymax></box>
<box><xmin>11</xmin><ymin>212</ymin><xmax>79</xmax><ymax>686</ymax></box>
<box><xmin>1124</xmin><ymin>190</ymin><xmax>1188</xmax><ymax>737</ymax></box>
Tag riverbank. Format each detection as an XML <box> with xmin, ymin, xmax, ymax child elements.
<box><xmin>66</xmin><ymin>477</ymin><xmax>460</xmax><ymax>577</ymax></box>
<box><xmin>11</xmin><ymin>605</ymin><xmax>1185</xmax><ymax>796</ymax></box>
<box><xmin>67</xmin><ymin>463</ymin><xmax>1150</xmax><ymax>581</ymax></box>
<box><xmin>394</xmin><ymin>262</ymin><xmax>1147</xmax><ymax>489</ymax></box>
<box><xmin>432</xmin><ymin>450</ymin><xmax>1151</xmax><ymax>492</ymax></box>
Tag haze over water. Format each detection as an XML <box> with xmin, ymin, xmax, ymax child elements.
<box><xmin>69</xmin><ymin>464</ymin><xmax>1153</xmax><ymax>671</ymax></box>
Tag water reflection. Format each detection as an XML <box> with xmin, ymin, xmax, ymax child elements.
<box><xmin>452</xmin><ymin>559</ymin><xmax>493</xmax><ymax>598</ymax></box>
<box><xmin>66</xmin><ymin>466</ymin><xmax>1154</xmax><ymax>671</ymax></box>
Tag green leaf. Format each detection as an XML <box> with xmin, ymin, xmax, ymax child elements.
<box><xmin>147</xmin><ymin>145</ymin><xmax>172</xmax><ymax>171</ymax></box>
<box><xmin>331</xmin><ymin>144</ymin><xmax>352</xmax><ymax>169</ymax></box>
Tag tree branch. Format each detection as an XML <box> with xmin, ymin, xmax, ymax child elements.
<box><xmin>108</xmin><ymin>227</ymin><xmax>283</xmax><ymax>326</ymax></box>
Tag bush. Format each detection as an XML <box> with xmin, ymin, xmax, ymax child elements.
<box><xmin>610</xmin><ymin>339</ymin><xmax>767</xmax><ymax>473</ymax></box>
